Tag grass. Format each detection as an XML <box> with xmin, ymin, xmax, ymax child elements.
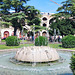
<box><xmin>1</xmin><ymin>40</ymin><xmax>28</xmax><ymax>42</ymax></box>
<box><xmin>0</xmin><ymin>44</ymin><xmax>34</xmax><ymax>50</ymax></box>
<box><xmin>48</xmin><ymin>43</ymin><xmax>75</xmax><ymax>50</ymax></box>
<box><xmin>1</xmin><ymin>40</ymin><xmax>5</xmax><ymax>42</ymax></box>
<box><xmin>0</xmin><ymin>43</ymin><xmax>75</xmax><ymax>50</ymax></box>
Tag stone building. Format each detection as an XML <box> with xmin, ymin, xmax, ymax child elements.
<box><xmin>0</xmin><ymin>12</ymin><xmax>54</xmax><ymax>39</ymax></box>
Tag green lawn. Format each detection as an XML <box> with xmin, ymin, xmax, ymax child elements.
<box><xmin>0</xmin><ymin>44</ymin><xmax>34</xmax><ymax>50</ymax></box>
<box><xmin>0</xmin><ymin>43</ymin><xmax>75</xmax><ymax>50</ymax></box>
<box><xmin>48</xmin><ymin>43</ymin><xmax>75</xmax><ymax>50</ymax></box>
<box><xmin>1</xmin><ymin>40</ymin><xmax>5</xmax><ymax>42</ymax></box>
<box><xmin>1</xmin><ymin>40</ymin><xmax>28</xmax><ymax>42</ymax></box>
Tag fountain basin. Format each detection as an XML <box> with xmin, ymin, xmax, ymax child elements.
<box><xmin>15</xmin><ymin>46</ymin><xmax>59</xmax><ymax>62</ymax></box>
<box><xmin>0</xmin><ymin>50</ymin><xmax>73</xmax><ymax>75</ymax></box>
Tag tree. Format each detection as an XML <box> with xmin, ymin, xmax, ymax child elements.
<box><xmin>0</xmin><ymin>0</ymin><xmax>41</xmax><ymax>37</ymax></box>
<box><xmin>49</xmin><ymin>0</ymin><xmax>75</xmax><ymax>36</ymax></box>
<box><xmin>24</xmin><ymin>6</ymin><xmax>41</xmax><ymax>26</ymax></box>
<box><xmin>1</xmin><ymin>13</ymin><xmax>25</xmax><ymax>36</ymax></box>
<box><xmin>0</xmin><ymin>0</ymin><xmax>29</xmax><ymax>14</ymax></box>
<box><xmin>0</xmin><ymin>0</ymin><xmax>29</xmax><ymax>36</ymax></box>
<box><xmin>49</xmin><ymin>18</ymin><xmax>75</xmax><ymax>36</ymax></box>
<box><xmin>57</xmin><ymin>0</ymin><xmax>75</xmax><ymax>18</ymax></box>
<box><xmin>0</xmin><ymin>0</ymin><xmax>11</xmax><ymax>14</ymax></box>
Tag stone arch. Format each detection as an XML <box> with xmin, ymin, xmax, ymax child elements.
<box><xmin>19</xmin><ymin>32</ymin><xmax>21</xmax><ymax>38</ymax></box>
<box><xmin>49</xmin><ymin>17</ymin><xmax>57</xmax><ymax>24</ymax></box>
<box><xmin>4</xmin><ymin>31</ymin><xmax>9</xmax><ymax>38</ymax></box>
<box><xmin>12</xmin><ymin>31</ymin><xmax>14</xmax><ymax>36</ymax></box>
<box><xmin>43</xmin><ymin>23</ymin><xmax>47</xmax><ymax>27</ymax></box>
<box><xmin>42</xmin><ymin>17</ymin><xmax>47</xmax><ymax>21</ymax></box>
<box><xmin>42</xmin><ymin>31</ymin><xmax>47</xmax><ymax>36</ymax></box>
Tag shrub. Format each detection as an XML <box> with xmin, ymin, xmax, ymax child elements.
<box><xmin>62</xmin><ymin>35</ymin><xmax>75</xmax><ymax>48</ymax></box>
<box><xmin>35</xmin><ymin>36</ymin><xmax>48</xmax><ymax>46</ymax></box>
<box><xmin>6</xmin><ymin>36</ymin><xmax>20</xmax><ymax>46</ymax></box>
<box><xmin>70</xmin><ymin>53</ymin><xmax>75</xmax><ymax>74</ymax></box>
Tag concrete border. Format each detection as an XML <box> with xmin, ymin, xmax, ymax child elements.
<box><xmin>57</xmin><ymin>49</ymin><xmax>75</xmax><ymax>52</ymax></box>
<box><xmin>0</xmin><ymin>48</ymin><xmax>19</xmax><ymax>52</ymax></box>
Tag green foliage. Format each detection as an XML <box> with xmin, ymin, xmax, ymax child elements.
<box><xmin>25</xmin><ymin>6</ymin><xmax>41</xmax><ymax>26</ymax></box>
<box><xmin>0</xmin><ymin>0</ymin><xmax>29</xmax><ymax>14</ymax></box>
<box><xmin>62</xmin><ymin>35</ymin><xmax>75</xmax><ymax>48</ymax></box>
<box><xmin>0</xmin><ymin>0</ymin><xmax>11</xmax><ymax>14</ymax></box>
<box><xmin>35</xmin><ymin>36</ymin><xmax>48</xmax><ymax>46</ymax></box>
<box><xmin>50</xmin><ymin>18</ymin><xmax>75</xmax><ymax>36</ymax></box>
<box><xmin>2</xmin><ymin>13</ymin><xmax>25</xmax><ymax>36</ymax></box>
<box><xmin>6</xmin><ymin>36</ymin><xmax>20</xmax><ymax>46</ymax></box>
<box><xmin>70</xmin><ymin>53</ymin><xmax>75</xmax><ymax>74</ymax></box>
<box><xmin>57</xmin><ymin>0</ymin><xmax>75</xmax><ymax>18</ymax></box>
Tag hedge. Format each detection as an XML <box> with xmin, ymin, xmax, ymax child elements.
<box><xmin>62</xmin><ymin>35</ymin><xmax>75</xmax><ymax>48</ymax></box>
<box><xmin>70</xmin><ymin>53</ymin><xmax>75</xmax><ymax>74</ymax></box>
<box><xmin>6</xmin><ymin>36</ymin><xmax>20</xmax><ymax>46</ymax></box>
<box><xmin>35</xmin><ymin>36</ymin><xmax>48</xmax><ymax>46</ymax></box>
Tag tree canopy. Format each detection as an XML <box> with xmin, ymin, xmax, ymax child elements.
<box><xmin>0</xmin><ymin>0</ymin><xmax>30</xmax><ymax>14</ymax></box>
<box><xmin>50</xmin><ymin>18</ymin><xmax>75</xmax><ymax>36</ymax></box>
<box><xmin>24</xmin><ymin>6</ymin><xmax>41</xmax><ymax>26</ymax></box>
<box><xmin>0</xmin><ymin>0</ymin><xmax>41</xmax><ymax>36</ymax></box>
<box><xmin>49</xmin><ymin>0</ymin><xmax>75</xmax><ymax>36</ymax></box>
<box><xmin>57</xmin><ymin>0</ymin><xmax>75</xmax><ymax>18</ymax></box>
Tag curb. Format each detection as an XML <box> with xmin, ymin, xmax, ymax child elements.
<box><xmin>0</xmin><ymin>48</ymin><xmax>19</xmax><ymax>52</ymax></box>
<box><xmin>57</xmin><ymin>49</ymin><xmax>75</xmax><ymax>52</ymax></box>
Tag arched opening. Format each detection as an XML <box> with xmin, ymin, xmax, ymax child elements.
<box><xmin>42</xmin><ymin>31</ymin><xmax>47</xmax><ymax>36</ymax></box>
<box><xmin>4</xmin><ymin>31</ymin><xmax>9</xmax><ymax>38</ymax></box>
<box><xmin>42</xmin><ymin>17</ymin><xmax>47</xmax><ymax>21</ymax></box>
<box><xmin>19</xmin><ymin>32</ymin><xmax>21</xmax><ymax>39</ymax></box>
<box><xmin>43</xmin><ymin>23</ymin><xmax>47</xmax><ymax>27</ymax></box>
<box><xmin>12</xmin><ymin>31</ymin><xmax>14</xmax><ymax>36</ymax></box>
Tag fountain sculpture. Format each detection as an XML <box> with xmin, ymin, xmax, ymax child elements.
<box><xmin>15</xmin><ymin>46</ymin><xmax>59</xmax><ymax>62</ymax></box>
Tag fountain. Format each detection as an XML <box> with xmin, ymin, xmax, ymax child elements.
<box><xmin>15</xmin><ymin>46</ymin><xmax>59</xmax><ymax>62</ymax></box>
<box><xmin>0</xmin><ymin>26</ymin><xmax>73</xmax><ymax>75</ymax></box>
<box><xmin>0</xmin><ymin>50</ymin><xmax>73</xmax><ymax>75</ymax></box>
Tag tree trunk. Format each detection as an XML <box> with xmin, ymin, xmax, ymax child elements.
<box><xmin>14</xmin><ymin>27</ymin><xmax>17</xmax><ymax>36</ymax></box>
<box><xmin>15</xmin><ymin>8</ymin><xmax>18</xmax><ymax>13</ymax></box>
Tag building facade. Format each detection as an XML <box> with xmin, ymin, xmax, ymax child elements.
<box><xmin>1</xmin><ymin>12</ymin><xmax>54</xmax><ymax>39</ymax></box>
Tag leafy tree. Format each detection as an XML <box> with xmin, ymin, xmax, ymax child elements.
<box><xmin>49</xmin><ymin>18</ymin><xmax>75</xmax><ymax>36</ymax></box>
<box><xmin>1</xmin><ymin>13</ymin><xmax>25</xmax><ymax>36</ymax></box>
<box><xmin>24</xmin><ymin>6</ymin><xmax>41</xmax><ymax>26</ymax></box>
<box><xmin>57</xmin><ymin>0</ymin><xmax>75</xmax><ymax>18</ymax></box>
<box><xmin>0</xmin><ymin>0</ymin><xmax>41</xmax><ymax>37</ymax></box>
<box><xmin>0</xmin><ymin>0</ymin><xmax>29</xmax><ymax>14</ymax></box>
<box><xmin>49</xmin><ymin>0</ymin><xmax>75</xmax><ymax>36</ymax></box>
<box><xmin>0</xmin><ymin>0</ymin><xmax>11</xmax><ymax>14</ymax></box>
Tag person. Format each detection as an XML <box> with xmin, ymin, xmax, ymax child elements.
<box><xmin>35</xmin><ymin>33</ymin><xmax>38</xmax><ymax>39</ymax></box>
<box><xmin>49</xmin><ymin>36</ymin><xmax>52</xmax><ymax>42</ymax></box>
<box><xmin>27</xmin><ymin>32</ymin><xmax>30</xmax><ymax>41</ymax></box>
<box><xmin>58</xmin><ymin>35</ymin><xmax>61</xmax><ymax>43</ymax></box>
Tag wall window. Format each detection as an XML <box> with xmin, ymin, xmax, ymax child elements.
<box><xmin>43</xmin><ymin>23</ymin><xmax>46</xmax><ymax>27</ymax></box>
<box><xmin>42</xmin><ymin>17</ymin><xmax>47</xmax><ymax>21</ymax></box>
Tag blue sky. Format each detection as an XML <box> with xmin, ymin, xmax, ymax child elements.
<box><xmin>25</xmin><ymin>0</ymin><xmax>66</xmax><ymax>13</ymax></box>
